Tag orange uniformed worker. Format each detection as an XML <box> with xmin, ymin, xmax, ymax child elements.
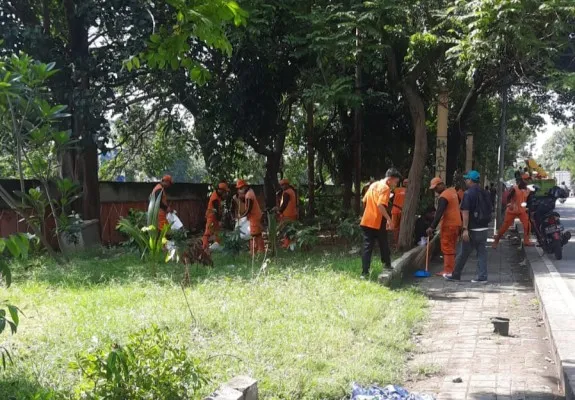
<box><xmin>151</xmin><ymin>175</ymin><xmax>173</xmax><ymax>230</ymax></box>
<box><xmin>202</xmin><ymin>182</ymin><xmax>230</xmax><ymax>249</ymax></box>
<box><xmin>391</xmin><ymin>178</ymin><xmax>408</xmax><ymax>244</ymax></box>
<box><xmin>237</xmin><ymin>180</ymin><xmax>265</xmax><ymax>255</ymax></box>
<box><xmin>492</xmin><ymin>177</ymin><xmax>533</xmax><ymax>248</ymax></box>
<box><xmin>360</xmin><ymin>168</ymin><xmax>401</xmax><ymax>277</ymax></box>
<box><xmin>278</xmin><ymin>178</ymin><xmax>298</xmax><ymax>249</ymax></box>
<box><xmin>278</xmin><ymin>179</ymin><xmax>298</xmax><ymax>222</ymax></box>
<box><xmin>427</xmin><ymin>177</ymin><xmax>462</xmax><ymax>275</ymax></box>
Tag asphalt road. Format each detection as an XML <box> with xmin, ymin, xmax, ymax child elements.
<box><xmin>552</xmin><ymin>197</ymin><xmax>575</xmax><ymax>296</ymax></box>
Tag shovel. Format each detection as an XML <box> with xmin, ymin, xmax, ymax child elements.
<box><xmin>414</xmin><ymin>235</ymin><xmax>432</xmax><ymax>278</ymax></box>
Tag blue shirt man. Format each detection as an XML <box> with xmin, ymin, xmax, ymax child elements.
<box><xmin>445</xmin><ymin>170</ymin><xmax>490</xmax><ymax>283</ymax></box>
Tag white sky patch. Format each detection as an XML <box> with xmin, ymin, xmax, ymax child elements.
<box><xmin>534</xmin><ymin>113</ymin><xmax>572</xmax><ymax>157</ymax></box>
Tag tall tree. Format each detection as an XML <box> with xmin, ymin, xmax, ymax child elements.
<box><xmin>444</xmin><ymin>0</ymin><xmax>575</xmax><ymax>182</ymax></box>
<box><xmin>540</xmin><ymin>127</ymin><xmax>575</xmax><ymax>173</ymax></box>
<box><xmin>1</xmin><ymin>0</ymin><xmax>245</xmax><ymax>220</ymax></box>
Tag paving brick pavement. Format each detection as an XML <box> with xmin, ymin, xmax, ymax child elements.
<box><xmin>407</xmin><ymin>239</ymin><xmax>564</xmax><ymax>400</ymax></box>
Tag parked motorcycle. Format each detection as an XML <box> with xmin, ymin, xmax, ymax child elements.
<box><xmin>526</xmin><ymin>186</ymin><xmax>571</xmax><ymax>260</ymax></box>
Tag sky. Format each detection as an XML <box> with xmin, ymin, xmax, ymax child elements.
<box><xmin>533</xmin><ymin>114</ymin><xmax>570</xmax><ymax>157</ymax></box>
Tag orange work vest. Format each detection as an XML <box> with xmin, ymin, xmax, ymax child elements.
<box><xmin>245</xmin><ymin>189</ymin><xmax>262</xmax><ymax>221</ymax></box>
<box><xmin>360</xmin><ymin>179</ymin><xmax>391</xmax><ymax>229</ymax></box>
<box><xmin>440</xmin><ymin>187</ymin><xmax>462</xmax><ymax>227</ymax></box>
<box><xmin>206</xmin><ymin>191</ymin><xmax>223</xmax><ymax>221</ymax></box>
<box><xmin>280</xmin><ymin>187</ymin><xmax>298</xmax><ymax>219</ymax></box>
<box><xmin>392</xmin><ymin>187</ymin><xmax>406</xmax><ymax>215</ymax></box>
<box><xmin>508</xmin><ymin>185</ymin><xmax>528</xmax><ymax>214</ymax></box>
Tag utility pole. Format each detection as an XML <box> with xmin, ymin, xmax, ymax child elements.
<box><xmin>495</xmin><ymin>87</ymin><xmax>508</xmax><ymax>231</ymax></box>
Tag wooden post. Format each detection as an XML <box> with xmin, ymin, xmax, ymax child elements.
<box><xmin>465</xmin><ymin>133</ymin><xmax>474</xmax><ymax>172</ymax></box>
<box><xmin>435</xmin><ymin>90</ymin><xmax>448</xmax><ymax>182</ymax></box>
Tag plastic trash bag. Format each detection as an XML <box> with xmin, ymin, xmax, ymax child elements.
<box><xmin>351</xmin><ymin>383</ymin><xmax>435</xmax><ymax>400</ymax></box>
<box><xmin>209</xmin><ymin>242</ymin><xmax>223</xmax><ymax>252</ymax></box>
<box><xmin>166</xmin><ymin>212</ymin><xmax>184</xmax><ymax>231</ymax></box>
<box><xmin>236</xmin><ymin>217</ymin><xmax>251</xmax><ymax>240</ymax></box>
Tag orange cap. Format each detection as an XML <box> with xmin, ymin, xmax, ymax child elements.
<box><xmin>279</xmin><ymin>178</ymin><xmax>289</xmax><ymax>185</ymax></box>
<box><xmin>162</xmin><ymin>175</ymin><xmax>173</xmax><ymax>184</ymax></box>
<box><xmin>429</xmin><ymin>177</ymin><xmax>443</xmax><ymax>189</ymax></box>
<box><xmin>218</xmin><ymin>182</ymin><xmax>230</xmax><ymax>191</ymax></box>
<box><xmin>236</xmin><ymin>179</ymin><xmax>247</xmax><ymax>189</ymax></box>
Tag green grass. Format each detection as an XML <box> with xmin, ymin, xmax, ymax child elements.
<box><xmin>1</xmin><ymin>248</ymin><xmax>427</xmax><ymax>400</ymax></box>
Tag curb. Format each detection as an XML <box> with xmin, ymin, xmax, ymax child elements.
<box><xmin>524</xmin><ymin>245</ymin><xmax>575</xmax><ymax>400</ymax></box>
<box><xmin>380</xmin><ymin>235</ymin><xmax>440</xmax><ymax>286</ymax></box>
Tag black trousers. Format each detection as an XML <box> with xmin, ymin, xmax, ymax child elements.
<box><xmin>361</xmin><ymin>224</ymin><xmax>392</xmax><ymax>274</ymax></box>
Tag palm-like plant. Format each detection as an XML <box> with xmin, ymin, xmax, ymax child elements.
<box><xmin>116</xmin><ymin>191</ymin><xmax>170</xmax><ymax>263</ymax></box>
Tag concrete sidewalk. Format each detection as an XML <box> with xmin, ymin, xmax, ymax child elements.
<box><xmin>407</xmin><ymin>240</ymin><xmax>564</xmax><ymax>400</ymax></box>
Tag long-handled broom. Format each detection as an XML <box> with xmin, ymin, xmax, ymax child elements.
<box><xmin>413</xmin><ymin>235</ymin><xmax>432</xmax><ymax>278</ymax></box>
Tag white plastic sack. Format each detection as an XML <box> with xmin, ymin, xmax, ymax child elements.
<box><xmin>166</xmin><ymin>212</ymin><xmax>184</xmax><ymax>231</ymax></box>
<box><xmin>236</xmin><ymin>216</ymin><xmax>251</xmax><ymax>240</ymax></box>
<box><xmin>209</xmin><ymin>242</ymin><xmax>223</xmax><ymax>252</ymax></box>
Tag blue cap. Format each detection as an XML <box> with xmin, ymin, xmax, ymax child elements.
<box><xmin>463</xmin><ymin>170</ymin><xmax>480</xmax><ymax>182</ymax></box>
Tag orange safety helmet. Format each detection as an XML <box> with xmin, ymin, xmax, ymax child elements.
<box><xmin>279</xmin><ymin>178</ymin><xmax>290</xmax><ymax>186</ymax></box>
<box><xmin>162</xmin><ymin>175</ymin><xmax>173</xmax><ymax>184</ymax></box>
<box><xmin>218</xmin><ymin>182</ymin><xmax>230</xmax><ymax>191</ymax></box>
<box><xmin>236</xmin><ymin>179</ymin><xmax>247</xmax><ymax>189</ymax></box>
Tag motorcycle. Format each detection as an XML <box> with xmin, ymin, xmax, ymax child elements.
<box><xmin>526</xmin><ymin>185</ymin><xmax>571</xmax><ymax>260</ymax></box>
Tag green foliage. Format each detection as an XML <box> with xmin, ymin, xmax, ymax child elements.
<box><xmin>0</xmin><ymin>233</ymin><xmax>29</xmax><ymax>370</ymax></box>
<box><xmin>282</xmin><ymin>221</ymin><xmax>320</xmax><ymax>251</ymax></box>
<box><xmin>70</xmin><ymin>325</ymin><xmax>209</xmax><ymax>400</ymax></box>
<box><xmin>221</xmin><ymin>228</ymin><xmax>245</xmax><ymax>256</ymax></box>
<box><xmin>0</xmin><ymin>53</ymin><xmax>71</xmax><ymax>182</ymax></box>
<box><xmin>99</xmin><ymin>106</ymin><xmax>208</xmax><ymax>182</ymax></box>
<box><xmin>117</xmin><ymin>209</ymin><xmax>147</xmax><ymax>249</ymax></box>
<box><xmin>116</xmin><ymin>192</ymin><xmax>171</xmax><ymax>263</ymax></box>
<box><xmin>337</xmin><ymin>217</ymin><xmax>362</xmax><ymax>246</ymax></box>
<box><xmin>540</xmin><ymin>127</ymin><xmax>575</xmax><ymax>173</ymax></box>
<box><xmin>136</xmin><ymin>0</ymin><xmax>247</xmax><ymax>84</ymax></box>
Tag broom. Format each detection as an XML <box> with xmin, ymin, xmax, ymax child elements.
<box><xmin>413</xmin><ymin>235</ymin><xmax>432</xmax><ymax>278</ymax></box>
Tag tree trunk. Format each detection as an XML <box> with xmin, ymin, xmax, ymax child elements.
<box><xmin>342</xmin><ymin>166</ymin><xmax>353</xmax><ymax>214</ymax></box>
<box><xmin>264</xmin><ymin>152</ymin><xmax>281</xmax><ymax>210</ymax></box>
<box><xmin>398</xmin><ymin>83</ymin><xmax>428</xmax><ymax>250</ymax></box>
<box><xmin>446</xmin><ymin>87</ymin><xmax>480</xmax><ymax>184</ymax></box>
<box><xmin>305</xmin><ymin>102</ymin><xmax>315</xmax><ymax>219</ymax></box>
<box><xmin>353</xmin><ymin>28</ymin><xmax>363</xmax><ymax>216</ymax></box>
<box><xmin>62</xmin><ymin>0</ymin><xmax>101</xmax><ymax>225</ymax></box>
<box><xmin>81</xmin><ymin>144</ymin><xmax>100</xmax><ymax>220</ymax></box>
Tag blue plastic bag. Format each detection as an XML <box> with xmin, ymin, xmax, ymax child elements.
<box><xmin>351</xmin><ymin>383</ymin><xmax>435</xmax><ymax>400</ymax></box>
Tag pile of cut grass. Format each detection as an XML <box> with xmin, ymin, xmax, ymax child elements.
<box><xmin>1</xmin><ymin>248</ymin><xmax>426</xmax><ymax>399</ymax></box>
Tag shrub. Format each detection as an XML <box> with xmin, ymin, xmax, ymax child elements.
<box><xmin>0</xmin><ymin>233</ymin><xmax>29</xmax><ymax>369</ymax></box>
<box><xmin>70</xmin><ymin>326</ymin><xmax>209</xmax><ymax>400</ymax></box>
<box><xmin>221</xmin><ymin>228</ymin><xmax>244</xmax><ymax>256</ymax></box>
<box><xmin>337</xmin><ymin>217</ymin><xmax>362</xmax><ymax>245</ymax></box>
<box><xmin>281</xmin><ymin>221</ymin><xmax>320</xmax><ymax>251</ymax></box>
